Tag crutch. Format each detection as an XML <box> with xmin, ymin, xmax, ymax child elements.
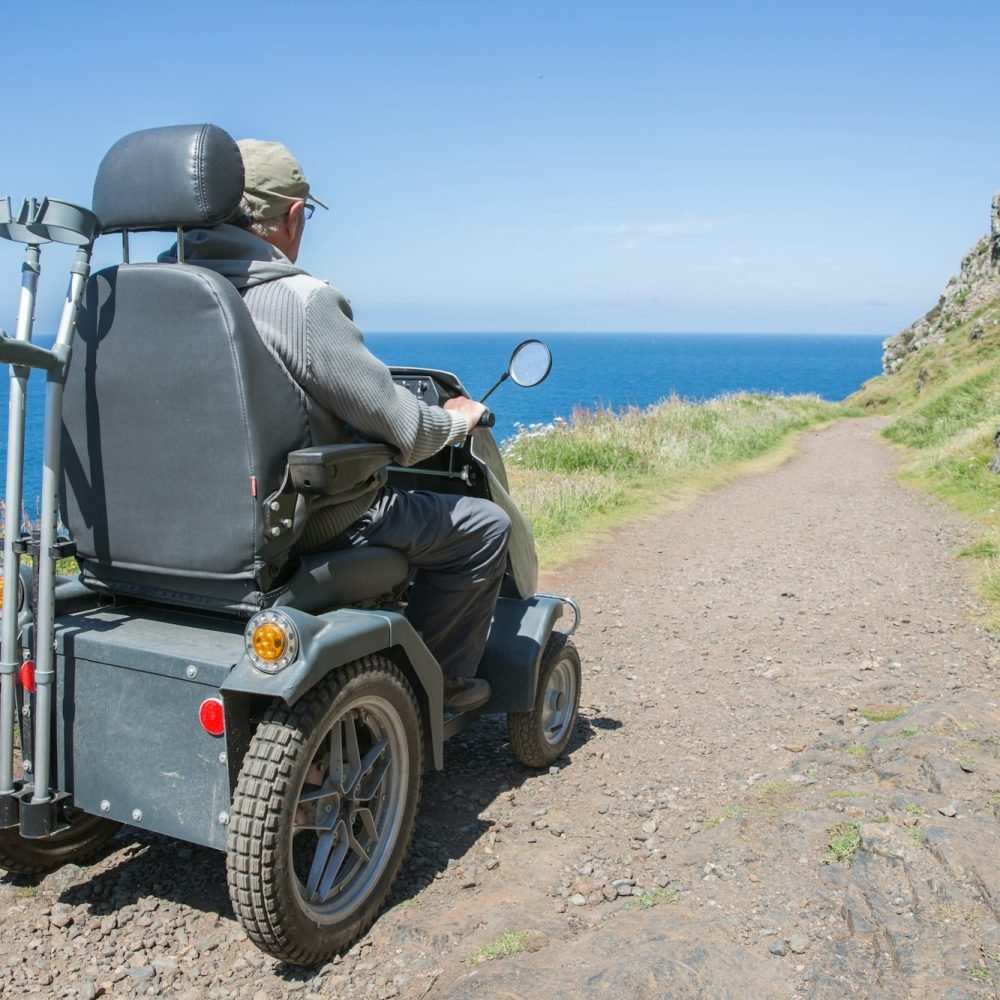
<box><xmin>0</xmin><ymin>196</ymin><xmax>48</xmax><ymax>827</ymax></box>
<box><xmin>0</xmin><ymin>197</ymin><xmax>98</xmax><ymax>833</ymax></box>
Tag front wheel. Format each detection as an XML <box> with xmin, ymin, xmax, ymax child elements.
<box><xmin>507</xmin><ymin>633</ymin><xmax>581</xmax><ymax>768</ymax></box>
<box><xmin>226</xmin><ymin>655</ymin><xmax>423</xmax><ymax>965</ymax></box>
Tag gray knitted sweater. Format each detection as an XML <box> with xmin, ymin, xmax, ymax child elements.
<box><xmin>159</xmin><ymin>225</ymin><xmax>467</xmax><ymax>549</ymax></box>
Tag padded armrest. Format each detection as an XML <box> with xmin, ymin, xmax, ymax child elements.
<box><xmin>287</xmin><ymin>443</ymin><xmax>394</xmax><ymax>497</ymax></box>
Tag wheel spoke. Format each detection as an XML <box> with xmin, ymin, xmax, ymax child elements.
<box><xmin>355</xmin><ymin>807</ymin><xmax>379</xmax><ymax>852</ymax></box>
<box><xmin>346</xmin><ymin>813</ymin><xmax>372</xmax><ymax>864</ymax></box>
<box><xmin>328</xmin><ymin>720</ymin><xmax>345</xmax><ymax>791</ymax></box>
<box><xmin>295</xmin><ymin>789</ymin><xmax>341</xmax><ymax>833</ymax></box>
<box><xmin>305</xmin><ymin>820</ymin><xmax>349</xmax><ymax>902</ymax></box>
<box><xmin>354</xmin><ymin>738</ymin><xmax>390</xmax><ymax>801</ymax></box>
<box><xmin>344</xmin><ymin>711</ymin><xmax>362</xmax><ymax>790</ymax></box>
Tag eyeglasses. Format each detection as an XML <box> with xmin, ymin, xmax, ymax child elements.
<box><xmin>303</xmin><ymin>202</ymin><xmax>316</xmax><ymax>220</ymax></box>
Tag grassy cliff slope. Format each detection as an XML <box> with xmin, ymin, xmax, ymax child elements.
<box><xmin>849</xmin><ymin>195</ymin><xmax>1000</xmax><ymax>618</ymax></box>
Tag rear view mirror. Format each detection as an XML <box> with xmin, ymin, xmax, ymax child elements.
<box><xmin>508</xmin><ymin>339</ymin><xmax>552</xmax><ymax>388</ymax></box>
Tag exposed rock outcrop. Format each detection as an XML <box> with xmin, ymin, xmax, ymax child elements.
<box><xmin>882</xmin><ymin>193</ymin><xmax>1000</xmax><ymax>374</ymax></box>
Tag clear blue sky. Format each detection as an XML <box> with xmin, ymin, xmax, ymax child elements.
<box><xmin>2</xmin><ymin>0</ymin><xmax>998</xmax><ymax>335</ymax></box>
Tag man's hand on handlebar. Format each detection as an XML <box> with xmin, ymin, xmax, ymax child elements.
<box><xmin>443</xmin><ymin>395</ymin><xmax>490</xmax><ymax>433</ymax></box>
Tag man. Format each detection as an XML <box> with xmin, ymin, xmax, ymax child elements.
<box><xmin>160</xmin><ymin>138</ymin><xmax>509</xmax><ymax>711</ymax></box>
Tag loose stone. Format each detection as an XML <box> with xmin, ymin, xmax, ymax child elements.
<box><xmin>787</xmin><ymin>936</ymin><xmax>810</xmax><ymax>955</ymax></box>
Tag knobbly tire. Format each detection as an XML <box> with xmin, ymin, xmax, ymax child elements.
<box><xmin>507</xmin><ymin>633</ymin><xmax>581</xmax><ymax>768</ymax></box>
<box><xmin>226</xmin><ymin>655</ymin><xmax>423</xmax><ymax>965</ymax></box>
<box><xmin>0</xmin><ymin>813</ymin><xmax>121</xmax><ymax>876</ymax></box>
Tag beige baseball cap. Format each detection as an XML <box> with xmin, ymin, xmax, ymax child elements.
<box><xmin>236</xmin><ymin>138</ymin><xmax>329</xmax><ymax>220</ymax></box>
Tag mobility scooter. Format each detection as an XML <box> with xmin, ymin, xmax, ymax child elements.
<box><xmin>0</xmin><ymin>124</ymin><xmax>581</xmax><ymax>963</ymax></box>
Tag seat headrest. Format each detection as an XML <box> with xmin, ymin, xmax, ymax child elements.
<box><xmin>92</xmin><ymin>124</ymin><xmax>244</xmax><ymax>233</ymax></box>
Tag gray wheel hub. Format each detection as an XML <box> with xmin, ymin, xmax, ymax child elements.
<box><xmin>291</xmin><ymin>696</ymin><xmax>408</xmax><ymax>922</ymax></box>
<box><xmin>541</xmin><ymin>656</ymin><xmax>577</xmax><ymax>746</ymax></box>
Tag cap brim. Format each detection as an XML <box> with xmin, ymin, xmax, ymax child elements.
<box><xmin>308</xmin><ymin>193</ymin><xmax>329</xmax><ymax>210</ymax></box>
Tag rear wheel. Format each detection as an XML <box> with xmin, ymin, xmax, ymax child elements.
<box><xmin>507</xmin><ymin>633</ymin><xmax>581</xmax><ymax>768</ymax></box>
<box><xmin>227</xmin><ymin>656</ymin><xmax>423</xmax><ymax>964</ymax></box>
<box><xmin>0</xmin><ymin>811</ymin><xmax>121</xmax><ymax>876</ymax></box>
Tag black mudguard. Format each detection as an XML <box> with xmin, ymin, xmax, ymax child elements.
<box><xmin>477</xmin><ymin>595</ymin><xmax>565</xmax><ymax>713</ymax></box>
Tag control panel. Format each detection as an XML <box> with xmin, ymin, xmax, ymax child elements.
<box><xmin>393</xmin><ymin>375</ymin><xmax>449</xmax><ymax>407</ymax></box>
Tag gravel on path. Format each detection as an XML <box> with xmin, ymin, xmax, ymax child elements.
<box><xmin>2</xmin><ymin>417</ymin><xmax>998</xmax><ymax>999</ymax></box>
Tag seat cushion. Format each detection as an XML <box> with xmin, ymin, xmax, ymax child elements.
<box><xmin>275</xmin><ymin>547</ymin><xmax>410</xmax><ymax>614</ymax></box>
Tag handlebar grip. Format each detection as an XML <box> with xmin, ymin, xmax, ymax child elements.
<box><xmin>478</xmin><ymin>410</ymin><xmax>496</xmax><ymax>428</ymax></box>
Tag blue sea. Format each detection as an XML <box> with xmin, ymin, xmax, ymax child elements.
<box><xmin>2</xmin><ymin>332</ymin><xmax>883</xmax><ymax>508</ymax></box>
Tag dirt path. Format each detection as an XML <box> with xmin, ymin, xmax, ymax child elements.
<box><xmin>2</xmin><ymin>417</ymin><xmax>998</xmax><ymax>999</ymax></box>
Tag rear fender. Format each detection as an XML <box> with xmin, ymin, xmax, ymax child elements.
<box><xmin>221</xmin><ymin>606</ymin><xmax>444</xmax><ymax>769</ymax></box>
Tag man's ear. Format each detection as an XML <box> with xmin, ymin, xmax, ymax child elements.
<box><xmin>285</xmin><ymin>200</ymin><xmax>305</xmax><ymax>235</ymax></box>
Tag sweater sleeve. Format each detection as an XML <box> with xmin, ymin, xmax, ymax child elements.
<box><xmin>298</xmin><ymin>283</ymin><xmax>468</xmax><ymax>464</ymax></box>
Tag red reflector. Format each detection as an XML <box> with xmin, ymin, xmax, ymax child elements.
<box><xmin>198</xmin><ymin>698</ymin><xmax>225</xmax><ymax>737</ymax></box>
<box><xmin>19</xmin><ymin>661</ymin><xmax>35</xmax><ymax>693</ymax></box>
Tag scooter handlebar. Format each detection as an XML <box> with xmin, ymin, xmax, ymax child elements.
<box><xmin>477</xmin><ymin>410</ymin><xmax>496</xmax><ymax>428</ymax></box>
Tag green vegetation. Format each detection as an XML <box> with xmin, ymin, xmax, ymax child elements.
<box><xmin>966</xmin><ymin>954</ymin><xmax>1000</xmax><ymax>985</ymax></box>
<box><xmin>823</xmin><ymin>822</ymin><xmax>862</xmax><ymax>866</ymax></box>
<box><xmin>753</xmin><ymin>780</ymin><xmax>797</xmax><ymax>801</ymax></box>
<box><xmin>626</xmin><ymin>887</ymin><xmax>681</xmax><ymax>909</ymax></box>
<box><xmin>470</xmin><ymin>931</ymin><xmax>530</xmax><ymax>963</ymax></box>
<box><xmin>0</xmin><ymin>503</ymin><xmax>78</xmax><ymax>577</ymax></box>
<box><xmin>861</xmin><ymin>705</ymin><xmax>910</xmax><ymax>723</ymax></box>
<box><xmin>706</xmin><ymin>804</ymin><xmax>780</xmax><ymax>828</ymax></box>
<box><xmin>935</xmin><ymin>902</ymin><xmax>989</xmax><ymax>923</ymax></box>
<box><xmin>507</xmin><ymin>392</ymin><xmax>841</xmax><ymax>564</ymax></box>
<box><xmin>846</xmin><ymin>744</ymin><xmax>867</xmax><ymax>758</ymax></box>
<box><xmin>848</xmin><ymin>291</ymin><xmax>1000</xmax><ymax>624</ymax></box>
<box><xmin>883</xmin><ymin>368</ymin><xmax>999</xmax><ymax>449</ymax></box>
<box><xmin>706</xmin><ymin>779</ymin><xmax>804</xmax><ymax>829</ymax></box>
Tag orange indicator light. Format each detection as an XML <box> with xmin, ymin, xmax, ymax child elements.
<box><xmin>252</xmin><ymin>623</ymin><xmax>287</xmax><ymax>661</ymax></box>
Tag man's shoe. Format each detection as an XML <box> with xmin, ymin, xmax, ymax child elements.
<box><xmin>443</xmin><ymin>677</ymin><xmax>491</xmax><ymax>712</ymax></box>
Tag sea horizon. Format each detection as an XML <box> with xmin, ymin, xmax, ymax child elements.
<box><xmin>365</xmin><ymin>329</ymin><xmax>888</xmax><ymax>338</ymax></box>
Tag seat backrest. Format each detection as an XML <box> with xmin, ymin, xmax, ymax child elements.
<box><xmin>60</xmin><ymin>124</ymin><xmax>312</xmax><ymax>614</ymax></box>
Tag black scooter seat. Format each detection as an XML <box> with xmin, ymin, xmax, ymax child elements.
<box><xmin>276</xmin><ymin>546</ymin><xmax>410</xmax><ymax>613</ymax></box>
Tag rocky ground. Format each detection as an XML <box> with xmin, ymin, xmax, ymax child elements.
<box><xmin>1</xmin><ymin>417</ymin><xmax>998</xmax><ymax>999</ymax></box>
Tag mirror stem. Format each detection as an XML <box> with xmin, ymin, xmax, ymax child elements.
<box><xmin>479</xmin><ymin>370</ymin><xmax>510</xmax><ymax>404</ymax></box>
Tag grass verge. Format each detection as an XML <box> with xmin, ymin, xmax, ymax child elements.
<box><xmin>849</xmin><ymin>295</ymin><xmax>1000</xmax><ymax>626</ymax></box>
<box><xmin>505</xmin><ymin>392</ymin><xmax>843</xmax><ymax>567</ymax></box>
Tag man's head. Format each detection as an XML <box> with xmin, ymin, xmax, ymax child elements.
<box><xmin>234</xmin><ymin>139</ymin><xmax>327</xmax><ymax>262</ymax></box>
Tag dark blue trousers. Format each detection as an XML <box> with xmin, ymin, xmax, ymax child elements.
<box><xmin>336</xmin><ymin>487</ymin><xmax>511</xmax><ymax>679</ymax></box>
